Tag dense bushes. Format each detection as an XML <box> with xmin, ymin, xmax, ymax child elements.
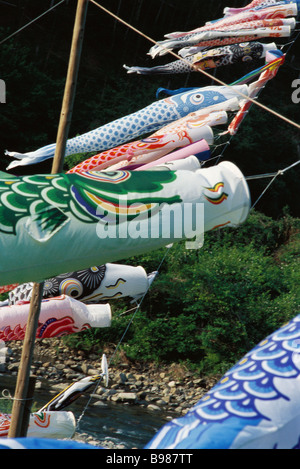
<box><xmin>63</xmin><ymin>210</ymin><xmax>299</xmax><ymax>375</ymax></box>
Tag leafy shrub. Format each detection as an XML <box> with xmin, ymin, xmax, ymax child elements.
<box><xmin>63</xmin><ymin>211</ymin><xmax>299</xmax><ymax>375</ymax></box>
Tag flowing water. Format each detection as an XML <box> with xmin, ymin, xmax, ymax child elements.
<box><xmin>71</xmin><ymin>396</ymin><xmax>170</xmax><ymax>448</ymax></box>
<box><xmin>0</xmin><ymin>374</ymin><xmax>172</xmax><ymax>449</ymax></box>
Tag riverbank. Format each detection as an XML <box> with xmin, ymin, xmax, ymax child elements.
<box><xmin>1</xmin><ymin>338</ymin><xmax>220</xmax><ymax>448</ymax></box>
<box><xmin>3</xmin><ymin>338</ymin><xmax>219</xmax><ymax>414</ymax></box>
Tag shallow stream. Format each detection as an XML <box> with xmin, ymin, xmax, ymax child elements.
<box><xmin>0</xmin><ymin>374</ymin><xmax>172</xmax><ymax>449</ymax></box>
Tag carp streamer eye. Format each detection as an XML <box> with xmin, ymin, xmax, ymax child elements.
<box><xmin>189</xmin><ymin>93</ymin><xmax>204</xmax><ymax>105</ymax></box>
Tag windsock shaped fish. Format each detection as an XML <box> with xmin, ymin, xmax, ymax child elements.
<box><xmin>178</xmin><ymin>18</ymin><xmax>295</xmax><ymax>56</ymax></box>
<box><xmin>39</xmin><ymin>354</ymin><xmax>109</xmax><ymax>412</ymax></box>
<box><xmin>68</xmin><ymin>110</ymin><xmax>229</xmax><ymax>173</ymax></box>
<box><xmin>146</xmin><ymin>312</ymin><xmax>300</xmax><ymax>449</ymax></box>
<box><xmin>149</xmin><ymin>3</ymin><xmax>297</xmax><ymax>52</ymax></box>
<box><xmin>0</xmin><ymin>412</ymin><xmax>76</xmax><ymax>439</ymax></box>
<box><xmin>124</xmin><ymin>42</ymin><xmax>275</xmax><ymax>75</ymax></box>
<box><xmin>149</xmin><ymin>22</ymin><xmax>293</xmax><ymax>58</ymax></box>
<box><xmin>222</xmin><ymin>0</ymin><xmax>300</xmax><ymax>17</ymax></box>
<box><xmin>168</xmin><ymin>3</ymin><xmax>298</xmax><ymax>37</ymax></box>
<box><xmin>0</xmin><ymin>162</ymin><xmax>250</xmax><ymax>286</ymax></box>
<box><xmin>68</xmin><ymin>125</ymin><xmax>213</xmax><ymax>174</ymax></box>
<box><xmin>0</xmin><ymin>295</ymin><xmax>111</xmax><ymax>342</ymax></box>
<box><xmin>38</xmin><ymin>375</ymin><xmax>103</xmax><ymax>412</ymax></box>
<box><xmin>5</xmin><ymin>85</ymin><xmax>248</xmax><ymax>170</ymax></box>
<box><xmin>7</xmin><ymin>263</ymin><xmax>155</xmax><ymax>304</ymax></box>
<box><xmin>70</xmin><ymin>98</ymin><xmax>239</xmax><ymax>174</ymax></box>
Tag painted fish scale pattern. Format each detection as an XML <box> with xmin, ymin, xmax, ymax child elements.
<box><xmin>65</xmin><ymin>102</ymin><xmax>176</xmax><ymax>156</ymax></box>
<box><xmin>5</xmin><ymin>86</ymin><xmax>247</xmax><ymax>169</ymax></box>
<box><xmin>146</xmin><ymin>314</ymin><xmax>300</xmax><ymax>449</ymax></box>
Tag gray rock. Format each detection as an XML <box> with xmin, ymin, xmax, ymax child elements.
<box><xmin>155</xmin><ymin>399</ymin><xmax>167</xmax><ymax>406</ymax></box>
<box><xmin>119</xmin><ymin>372</ymin><xmax>127</xmax><ymax>384</ymax></box>
<box><xmin>7</xmin><ymin>362</ymin><xmax>19</xmax><ymax>372</ymax></box>
<box><xmin>4</xmin><ymin>338</ymin><xmax>219</xmax><ymax>419</ymax></box>
<box><xmin>147</xmin><ymin>404</ymin><xmax>161</xmax><ymax>411</ymax></box>
<box><xmin>168</xmin><ymin>380</ymin><xmax>176</xmax><ymax>388</ymax></box>
<box><xmin>87</xmin><ymin>368</ymin><xmax>101</xmax><ymax>376</ymax></box>
<box><xmin>111</xmin><ymin>392</ymin><xmax>137</xmax><ymax>403</ymax></box>
<box><xmin>81</xmin><ymin>363</ymin><xmax>90</xmax><ymax>374</ymax></box>
<box><xmin>92</xmin><ymin>400</ymin><xmax>107</xmax><ymax>408</ymax></box>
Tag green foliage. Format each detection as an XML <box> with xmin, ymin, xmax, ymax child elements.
<box><xmin>0</xmin><ymin>398</ymin><xmax>12</xmax><ymax>414</ymax></box>
<box><xmin>0</xmin><ymin>34</ymin><xmax>64</xmax><ymax>161</ymax></box>
<box><xmin>124</xmin><ymin>312</ymin><xmax>203</xmax><ymax>363</ymax></box>
<box><xmin>63</xmin><ymin>211</ymin><xmax>300</xmax><ymax>375</ymax></box>
<box><xmin>63</xmin><ymin>152</ymin><xmax>95</xmax><ymax>171</ymax></box>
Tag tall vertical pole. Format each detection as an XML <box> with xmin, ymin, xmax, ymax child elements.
<box><xmin>7</xmin><ymin>283</ymin><xmax>44</xmax><ymax>437</ymax></box>
<box><xmin>52</xmin><ymin>0</ymin><xmax>89</xmax><ymax>174</ymax></box>
<box><xmin>8</xmin><ymin>0</ymin><xmax>89</xmax><ymax>438</ymax></box>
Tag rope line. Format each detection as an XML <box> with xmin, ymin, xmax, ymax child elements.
<box><xmin>251</xmin><ymin>172</ymin><xmax>281</xmax><ymax>210</ymax></box>
<box><xmin>246</xmin><ymin>159</ymin><xmax>300</xmax><ymax>181</ymax></box>
<box><xmin>250</xmin><ymin>159</ymin><xmax>300</xmax><ymax>209</ymax></box>
<box><xmin>0</xmin><ymin>0</ymin><xmax>66</xmax><ymax>46</ymax></box>
<box><xmin>0</xmin><ymin>389</ymin><xmax>32</xmax><ymax>402</ymax></box>
<box><xmin>76</xmin><ymin>244</ymin><xmax>172</xmax><ymax>431</ymax></box>
<box><xmin>108</xmin><ymin>245</ymin><xmax>172</xmax><ymax>368</ymax></box>
<box><xmin>89</xmin><ymin>0</ymin><xmax>300</xmax><ymax>132</ymax></box>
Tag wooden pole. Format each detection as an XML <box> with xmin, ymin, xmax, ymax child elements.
<box><xmin>8</xmin><ymin>0</ymin><xmax>89</xmax><ymax>438</ymax></box>
<box><xmin>20</xmin><ymin>375</ymin><xmax>36</xmax><ymax>437</ymax></box>
<box><xmin>7</xmin><ymin>283</ymin><xmax>44</xmax><ymax>437</ymax></box>
<box><xmin>52</xmin><ymin>0</ymin><xmax>89</xmax><ymax>174</ymax></box>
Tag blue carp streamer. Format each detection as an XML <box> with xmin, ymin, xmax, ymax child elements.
<box><xmin>5</xmin><ymin>85</ymin><xmax>247</xmax><ymax>169</ymax></box>
<box><xmin>146</xmin><ymin>314</ymin><xmax>300</xmax><ymax>449</ymax></box>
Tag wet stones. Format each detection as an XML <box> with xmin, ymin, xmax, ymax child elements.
<box><xmin>110</xmin><ymin>392</ymin><xmax>138</xmax><ymax>403</ymax></box>
<box><xmin>3</xmin><ymin>339</ymin><xmax>219</xmax><ymax>416</ymax></box>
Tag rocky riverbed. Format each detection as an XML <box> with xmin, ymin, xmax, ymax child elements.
<box><xmin>0</xmin><ymin>338</ymin><xmax>220</xmax><ymax>448</ymax></box>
